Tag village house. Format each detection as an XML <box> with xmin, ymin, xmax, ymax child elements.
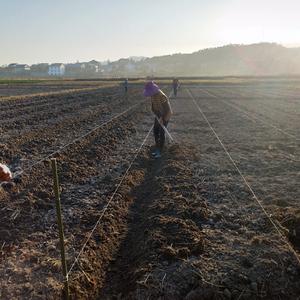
<box><xmin>65</xmin><ymin>62</ymin><xmax>86</xmax><ymax>75</ymax></box>
<box><xmin>8</xmin><ymin>63</ymin><xmax>31</xmax><ymax>74</ymax></box>
<box><xmin>65</xmin><ymin>61</ymin><xmax>100</xmax><ymax>76</ymax></box>
<box><xmin>48</xmin><ymin>63</ymin><xmax>65</xmax><ymax>76</ymax></box>
<box><xmin>87</xmin><ymin>60</ymin><xmax>100</xmax><ymax>73</ymax></box>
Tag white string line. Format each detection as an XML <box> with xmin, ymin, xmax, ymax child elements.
<box><xmin>67</xmin><ymin>125</ymin><xmax>153</xmax><ymax>277</ymax></box>
<box><xmin>187</xmin><ymin>88</ymin><xmax>300</xmax><ymax>265</ymax></box>
<box><xmin>221</xmin><ymin>88</ymin><xmax>299</xmax><ymax>115</ymax></box>
<box><xmin>67</xmin><ymin>88</ymin><xmax>171</xmax><ymax>276</ymax></box>
<box><xmin>198</xmin><ymin>88</ymin><xmax>298</xmax><ymax>140</ymax></box>
<box><xmin>2</xmin><ymin>94</ymin><xmax>121</xmax><ymax>133</ymax></box>
<box><xmin>200</xmin><ymin>88</ymin><xmax>297</xmax><ymax>139</ymax></box>
<box><xmin>13</xmin><ymin>101</ymin><xmax>145</xmax><ymax>179</ymax></box>
<box><xmin>215</xmin><ymin>87</ymin><xmax>300</xmax><ymax>127</ymax></box>
<box><xmin>167</xmin><ymin>89</ymin><xmax>184</xmax><ymax>143</ymax></box>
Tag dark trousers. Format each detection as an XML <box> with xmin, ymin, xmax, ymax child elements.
<box><xmin>154</xmin><ymin>118</ymin><xmax>168</xmax><ymax>151</ymax></box>
<box><xmin>173</xmin><ymin>86</ymin><xmax>178</xmax><ymax>96</ymax></box>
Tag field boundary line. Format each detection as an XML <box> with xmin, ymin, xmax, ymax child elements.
<box><xmin>198</xmin><ymin>88</ymin><xmax>298</xmax><ymax>140</ymax></box>
<box><xmin>187</xmin><ymin>88</ymin><xmax>300</xmax><ymax>265</ymax></box>
<box><xmin>67</xmin><ymin>124</ymin><xmax>153</xmax><ymax>277</ymax></box>
<box><xmin>14</xmin><ymin>101</ymin><xmax>145</xmax><ymax>178</ymax></box>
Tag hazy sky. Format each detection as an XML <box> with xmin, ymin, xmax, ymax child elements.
<box><xmin>1</xmin><ymin>0</ymin><xmax>300</xmax><ymax>64</ymax></box>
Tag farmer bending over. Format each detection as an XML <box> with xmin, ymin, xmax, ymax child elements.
<box><xmin>143</xmin><ymin>81</ymin><xmax>172</xmax><ymax>158</ymax></box>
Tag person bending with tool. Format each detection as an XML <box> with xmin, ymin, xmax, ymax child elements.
<box><xmin>143</xmin><ymin>81</ymin><xmax>172</xmax><ymax>158</ymax></box>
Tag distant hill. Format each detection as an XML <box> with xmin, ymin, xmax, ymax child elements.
<box><xmin>106</xmin><ymin>43</ymin><xmax>300</xmax><ymax>77</ymax></box>
<box><xmin>2</xmin><ymin>43</ymin><xmax>300</xmax><ymax>78</ymax></box>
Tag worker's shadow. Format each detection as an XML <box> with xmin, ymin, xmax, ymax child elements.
<box><xmin>99</xmin><ymin>147</ymin><xmax>166</xmax><ymax>298</ymax></box>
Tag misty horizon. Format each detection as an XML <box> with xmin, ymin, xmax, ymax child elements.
<box><xmin>1</xmin><ymin>42</ymin><xmax>300</xmax><ymax>66</ymax></box>
<box><xmin>2</xmin><ymin>43</ymin><xmax>300</xmax><ymax>77</ymax></box>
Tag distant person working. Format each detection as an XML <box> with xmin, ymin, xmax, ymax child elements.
<box><xmin>124</xmin><ymin>78</ymin><xmax>129</xmax><ymax>94</ymax></box>
<box><xmin>172</xmin><ymin>78</ymin><xmax>179</xmax><ymax>97</ymax></box>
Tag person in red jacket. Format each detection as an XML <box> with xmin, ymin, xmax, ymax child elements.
<box><xmin>0</xmin><ymin>163</ymin><xmax>12</xmax><ymax>182</ymax></box>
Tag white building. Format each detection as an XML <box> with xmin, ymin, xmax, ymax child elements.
<box><xmin>48</xmin><ymin>63</ymin><xmax>65</xmax><ymax>76</ymax></box>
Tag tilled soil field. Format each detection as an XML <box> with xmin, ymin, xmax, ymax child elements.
<box><xmin>0</xmin><ymin>81</ymin><xmax>114</xmax><ymax>98</ymax></box>
<box><xmin>0</xmin><ymin>81</ymin><xmax>300</xmax><ymax>299</ymax></box>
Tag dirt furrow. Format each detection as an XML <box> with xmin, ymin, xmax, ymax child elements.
<box><xmin>98</xmin><ymin>144</ymin><xmax>208</xmax><ymax>299</ymax></box>
<box><xmin>0</xmin><ymin>89</ymin><xmax>135</xmax><ymax>131</ymax></box>
<box><xmin>154</xmin><ymin>87</ymin><xmax>300</xmax><ymax>299</ymax></box>
<box><xmin>1</xmin><ymin>90</ymin><xmax>143</xmax><ymax>172</ymax></box>
<box><xmin>0</xmin><ymin>85</ymin><xmax>118</xmax><ymax>109</ymax></box>
<box><xmin>0</xmin><ymin>96</ymin><xmax>151</xmax><ymax>299</ymax></box>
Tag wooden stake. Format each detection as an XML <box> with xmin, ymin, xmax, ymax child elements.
<box><xmin>51</xmin><ymin>158</ymin><xmax>70</xmax><ymax>300</ymax></box>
